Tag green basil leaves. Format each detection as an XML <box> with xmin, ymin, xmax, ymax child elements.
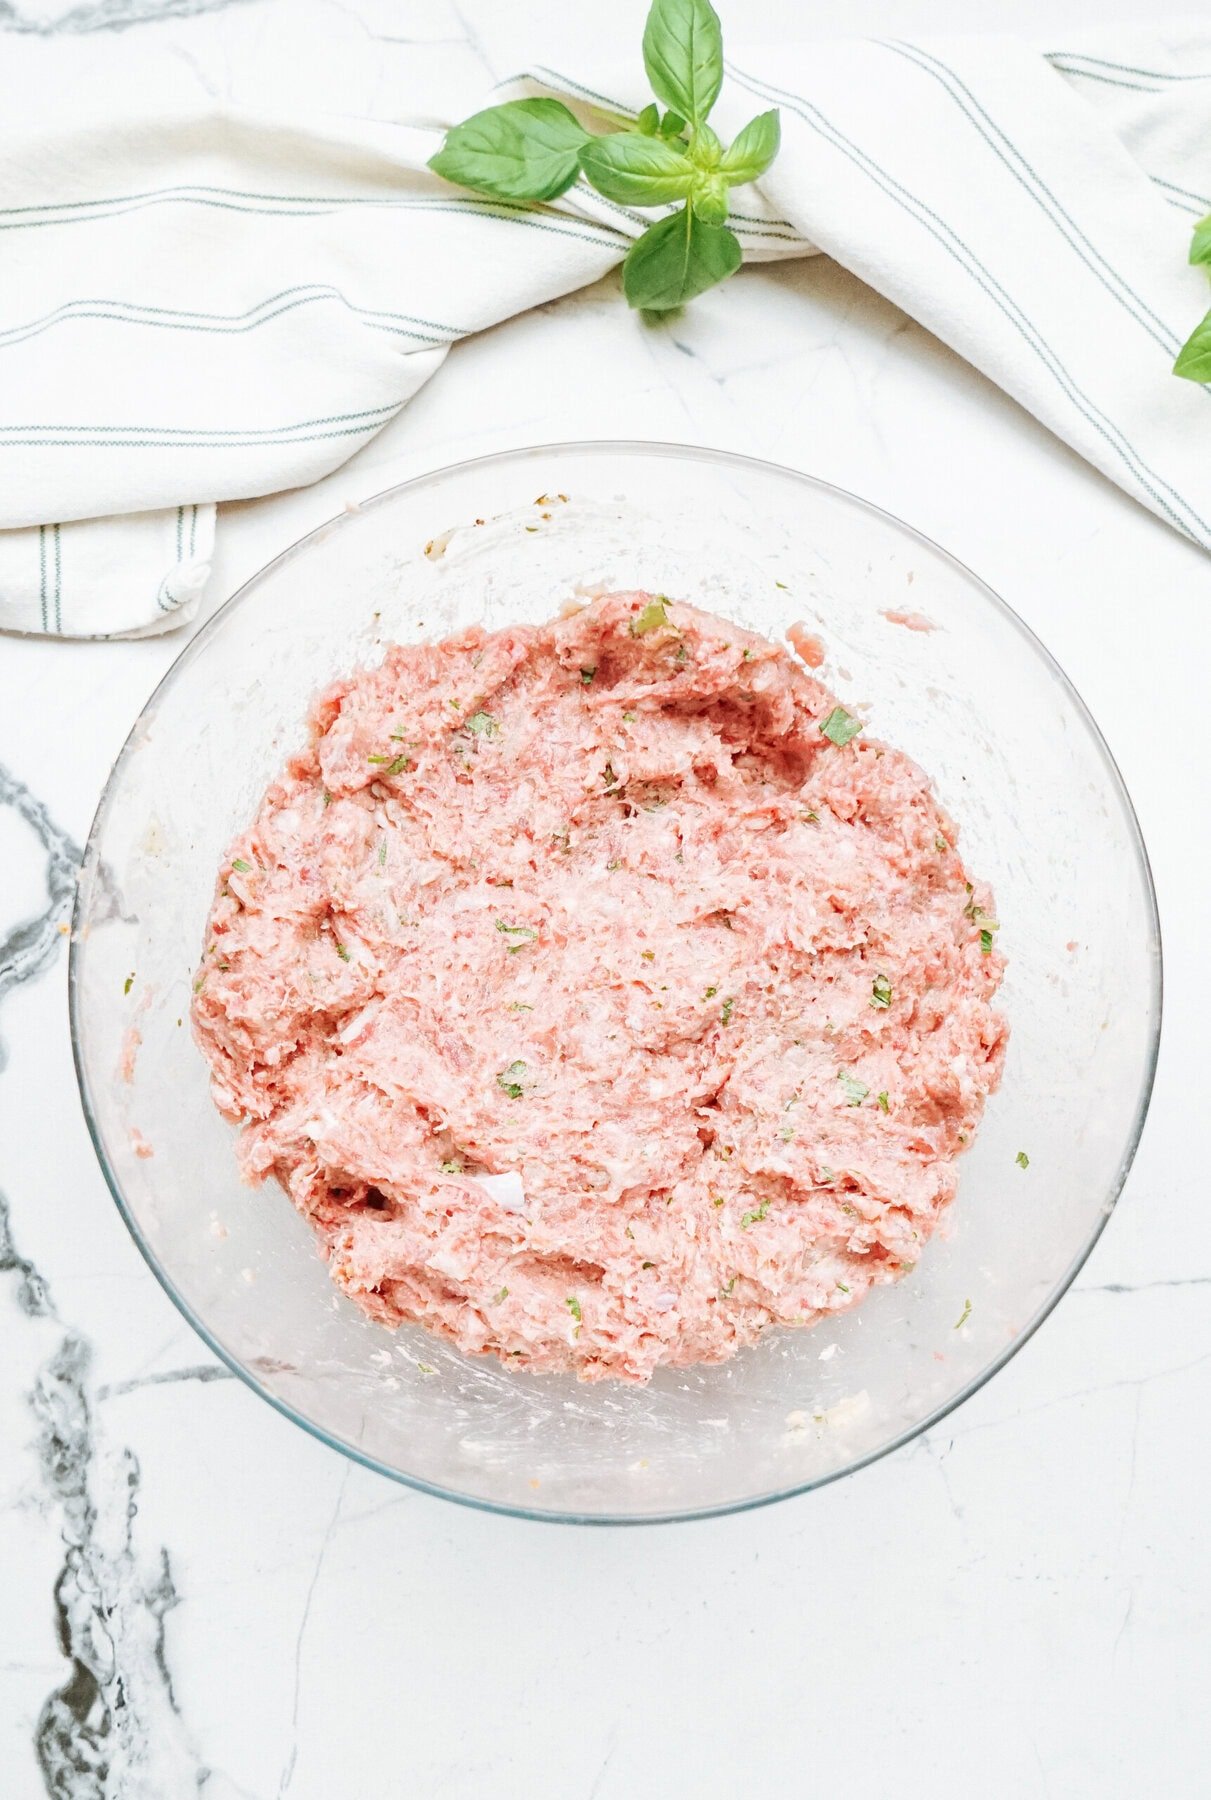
<box><xmin>427</xmin><ymin>0</ymin><xmax>780</xmax><ymax>313</ymax></box>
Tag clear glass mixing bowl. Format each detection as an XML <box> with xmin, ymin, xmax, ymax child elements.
<box><xmin>70</xmin><ymin>443</ymin><xmax>1161</xmax><ymax>1523</ymax></box>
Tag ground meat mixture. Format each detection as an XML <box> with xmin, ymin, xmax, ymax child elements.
<box><xmin>192</xmin><ymin>593</ymin><xmax>1007</xmax><ymax>1382</ymax></box>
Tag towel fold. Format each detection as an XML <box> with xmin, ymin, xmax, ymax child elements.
<box><xmin>2</xmin><ymin>20</ymin><xmax>1208</xmax><ymax>636</ymax></box>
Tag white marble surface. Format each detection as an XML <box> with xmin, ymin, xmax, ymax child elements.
<box><xmin>1</xmin><ymin>1</ymin><xmax>1208</xmax><ymax>1796</ymax></box>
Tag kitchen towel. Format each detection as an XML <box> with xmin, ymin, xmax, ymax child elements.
<box><xmin>2</xmin><ymin>21</ymin><xmax>1208</xmax><ymax>635</ymax></box>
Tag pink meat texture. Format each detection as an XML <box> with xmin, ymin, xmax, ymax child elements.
<box><xmin>193</xmin><ymin>594</ymin><xmax>1006</xmax><ymax>1383</ymax></box>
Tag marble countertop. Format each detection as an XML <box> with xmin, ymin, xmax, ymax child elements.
<box><xmin>1</xmin><ymin>2</ymin><xmax>1207</xmax><ymax>1796</ymax></box>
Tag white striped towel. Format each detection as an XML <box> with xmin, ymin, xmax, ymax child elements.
<box><xmin>1</xmin><ymin>22</ymin><xmax>1208</xmax><ymax>636</ymax></box>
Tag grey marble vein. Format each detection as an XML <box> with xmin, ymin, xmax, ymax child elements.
<box><xmin>1</xmin><ymin>761</ymin><xmax>204</xmax><ymax>1798</ymax></box>
<box><xmin>0</xmin><ymin>764</ymin><xmax>79</xmax><ymax>1068</ymax></box>
<box><xmin>0</xmin><ymin>0</ymin><xmax>255</xmax><ymax>35</ymax></box>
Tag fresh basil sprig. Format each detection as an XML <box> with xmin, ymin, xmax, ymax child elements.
<box><xmin>427</xmin><ymin>0</ymin><xmax>780</xmax><ymax>312</ymax></box>
<box><xmin>1173</xmin><ymin>212</ymin><xmax>1211</xmax><ymax>382</ymax></box>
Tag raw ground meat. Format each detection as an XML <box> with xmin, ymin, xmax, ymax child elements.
<box><xmin>192</xmin><ymin>592</ymin><xmax>1007</xmax><ymax>1383</ymax></box>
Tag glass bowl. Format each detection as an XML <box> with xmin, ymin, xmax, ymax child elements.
<box><xmin>70</xmin><ymin>442</ymin><xmax>1161</xmax><ymax>1524</ymax></box>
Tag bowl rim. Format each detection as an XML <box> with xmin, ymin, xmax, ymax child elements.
<box><xmin>68</xmin><ymin>438</ymin><xmax>1164</xmax><ymax>1526</ymax></box>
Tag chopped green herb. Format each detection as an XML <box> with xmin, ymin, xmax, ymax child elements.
<box><xmin>497</xmin><ymin>1060</ymin><xmax>528</xmax><ymax>1100</ymax></box>
<box><xmin>606</xmin><ymin>859</ymin><xmax>622</xmax><ymax>872</ymax></box>
<box><xmin>602</xmin><ymin>762</ymin><xmax>619</xmax><ymax>790</ymax></box>
<box><xmin>774</xmin><ymin>580</ymin><xmax>788</xmax><ymax>591</ymax></box>
<box><xmin>711</xmin><ymin>1194</ymin><xmax>725</xmax><ymax>1207</ymax></box>
<box><xmin>722</xmin><ymin>1278</ymin><xmax>736</xmax><ymax>1296</ymax></box>
<box><xmin>448</xmin><ymin>697</ymin><xmax>462</xmax><ymax>710</ymax></box>
<box><xmin>506</xmin><ymin>1002</ymin><xmax>533</xmax><ymax>1012</ymax></box>
<box><xmin>779</xmin><ymin>1125</ymin><xmax>796</xmax><ymax>1142</ymax></box>
<box><xmin>954</xmin><ymin>1297</ymin><xmax>972</xmax><ymax>1330</ymax></box>
<box><xmin>871</xmin><ymin>974</ymin><xmax>893</xmax><ymax>1009</ymax></box>
<box><xmin>630</xmin><ymin>597</ymin><xmax>670</xmax><ymax>636</ymax></box>
<box><xmin>622</xmin><ymin>710</ymin><xmax>637</xmax><ymax>722</ymax></box>
<box><xmin>496</xmin><ymin>921</ymin><xmax>538</xmax><ymax>953</ymax></box>
<box><xmin>877</xmin><ymin>1091</ymin><xmax>889</xmax><ymax>1114</ymax></box>
<box><xmin>417</xmin><ymin>1362</ymin><xmax>436</xmax><ymax>1375</ymax></box>
<box><xmin>640</xmin><ymin>949</ymin><xmax>655</xmax><ymax>963</ymax></box>
<box><xmin>192</xmin><ymin>976</ymin><xmax>205</xmax><ymax>993</ymax></box>
<box><xmin>741</xmin><ymin>647</ymin><xmax>753</xmax><ymax>661</ymax></box>
<box><xmin>335</xmin><ymin>943</ymin><xmax>351</xmax><ymax>963</ymax></box>
<box><xmin>494</xmin><ymin>1287</ymin><xmax>509</xmax><ymax>1305</ymax></box>
<box><xmin>1015</xmin><ymin>1150</ymin><xmax>1030</xmax><ymax>1169</ymax></box>
<box><xmin>322</xmin><ymin>790</ymin><xmax>333</xmax><ymax>808</ymax></box>
<box><xmin>836</xmin><ymin>1282</ymin><xmax>851</xmax><ymax>1295</ymax></box>
<box><xmin>703</xmin><ymin>985</ymin><xmax>717</xmax><ymax>999</ymax></box>
<box><xmin>368</xmin><ymin>753</ymin><xmax>409</xmax><ymax>775</ymax></box>
<box><xmin>675</xmin><ymin>643</ymin><xmax>688</xmax><ymax>665</ymax></box>
<box><xmin>740</xmin><ymin>1202</ymin><xmax>769</xmax><ymax>1229</ymax></box>
<box><xmin>465</xmin><ymin>710</ymin><xmax>499</xmax><ymax>738</ymax></box>
<box><xmin>819</xmin><ymin>706</ymin><xmax>863</xmax><ymax>748</ymax></box>
<box><xmin>566</xmin><ymin>1295</ymin><xmax>582</xmax><ymax>1322</ymax></box>
<box><xmin>720</xmin><ymin>997</ymin><xmax>735</xmax><ymax>1025</ymax></box>
<box><xmin>232</xmin><ymin>858</ymin><xmax>252</xmax><ymax>874</ymax></box>
<box><xmin>580</xmin><ymin>666</ymin><xmax>596</xmax><ymax>685</ymax></box>
<box><xmin>642</xmin><ymin>1260</ymin><xmax>656</xmax><ymax>1270</ymax></box>
<box><xmin>838</xmin><ymin>1070</ymin><xmax>869</xmax><ymax>1106</ymax></box>
<box><xmin>217</xmin><ymin>961</ymin><xmax>230</xmax><ymax>973</ymax></box>
<box><xmin>377</xmin><ymin>840</ymin><xmax>388</xmax><ymax>866</ymax></box>
<box><xmin>935</xmin><ymin>835</ymin><xmax>948</xmax><ymax>853</ymax></box>
<box><xmin>439</xmin><ymin>1159</ymin><xmax>462</xmax><ymax>1174</ymax></box>
<box><xmin>979</xmin><ymin>929</ymin><xmax>994</xmax><ymax>955</ymax></box>
<box><xmin>802</xmin><ymin>809</ymin><xmax>819</xmax><ymax>824</ymax></box>
<box><xmin>123</xmin><ymin>973</ymin><xmax>134</xmax><ymax>995</ymax></box>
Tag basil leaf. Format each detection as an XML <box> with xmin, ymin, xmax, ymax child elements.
<box><xmin>1173</xmin><ymin>307</ymin><xmax>1211</xmax><ymax>382</ymax></box>
<box><xmin>690</xmin><ymin>174</ymin><xmax>729</xmax><ymax>224</ymax></box>
<box><xmin>636</xmin><ymin>102</ymin><xmax>660</xmax><ymax>135</ymax></box>
<box><xmin>428</xmin><ymin>99</ymin><xmax>588</xmax><ymax>203</ymax></box>
<box><xmin>642</xmin><ymin>0</ymin><xmax>724</xmax><ymax>127</ymax></box>
<box><xmin>1190</xmin><ymin>212</ymin><xmax>1211</xmax><ymax>267</ymax></box>
<box><xmin>659</xmin><ymin>110</ymin><xmax>687</xmax><ymax>139</ymax></box>
<box><xmin>622</xmin><ymin>207</ymin><xmax>741</xmax><ymax>311</ymax></box>
<box><xmin>819</xmin><ymin>706</ymin><xmax>863</xmax><ymax>747</ymax></box>
<box><xmin>580</xmin><ymin>132</ymin><xmax>696</xmax><ymax>206</ymax></box>
<box><xmin>720</xmin><ymin>109</ymin><xmax>781</xmax><ymax>185</ymax></box>
<box><xmin>689</xmin><ymin>121</ymin><xmax>723</xmax><ymax>170</ymax></box>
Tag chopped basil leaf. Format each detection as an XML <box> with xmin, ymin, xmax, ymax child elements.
<box><xmin>935</xmin><ymin>835</ymin><xmax>948</xmax><ymax>853</ymax></box>
<box><xmin>497</xmin><ymin>1060</ymin><xmax>528</xmax><ymax>1100</ymax></box>
<box><xmin>622</xmin><ymin>710</ymin><xmax>637</xmax><ymax>722</ymax></box>
<box><xmin>566</xmin><ymin>1295</ymin><xmax>582</xmax><ymax>1322</ymax></box>
<box><xmin>836</xmin><ymin>1282</ymin><xmax>851</xmax><ymax>1294</ymax></box>
<box><xmin>838</xmin><ymin>1070</ymin><xmax>869</xmax><ymax>1106</ymax></box>
<box><xmin>871</xmin><ymin>974</ymin><xmax>893</xmax><ymax>1009</ymax></box>
<box><xmin>335</xmin><ymin>943</ymin><xmax>351</xmax><ymax>962</ymax></box>
<box><xmin>1015</xmin><ymin>1150</ymin><xmax>1029</xmax><ymax>1169</ymax></box>
<box><xmin>377</xmin><ymin>840</ymin><xmax>388</xmax><ymax>866</ymax></box>
<box><xmin>703</xmin><ymin>985</ymin><xmax>717</xmax><ymax>999</ymax></box>
<box><xmin>877</xmin><ymin>1091</ymin><xmax>889</xmax><ymax>1113</ymax></box>
<box><xmin>322</xmin><ymin>790</ymin><xmax>333</xmax><ymax>808</ymax></box>
<box><xmin>819</xmin><ymin>706</ymin><xmax>863</xmax><ymax>748</ymax></box>
<box><xmin>779</xmin><ymin>1124</ymin><xmax>795</xmax><ymax>1142</ymax></box>
<box><xmin>494</xmin><ymin>1287</ymin><xmax>509</xmax><ymax>1304</ymax></box>
<box><xmin>439</xmin><ymin>1159</ymin><xmax>462</xmax><ymax>1174</ymax></box>
<box><xmin>602</xmin><ymin>762</ymin><xmax>619</xmax><ymax>790</ymax></box>
<box><xmin>979</xmin><ymin>929</ymin><xmax>994</xmax><ymax>955</ymax></box>
<box><xmin>954</xmin><ymin>1297</ymin><xmax>972</xmax><ymax>1330</ymax></box>
<box><xmin>506</xmin><ymin>1002</ymin><xmax>533</xmax><ymax>1012</ymax></box>
<box><xmin>124</xmin><ymin>973</ymin><xmax>134</xmax><ymax>995</ymax></box>
<box><xmin>368</xmin><ymin>753</ymin><xmax>409</xmax><ymax>775</ymax></box>
<box><xmin>466</xmin><ymin>710</ymin><xmax>500</xmax><ymax>737</ymax></box>
<box><xmin>740</xmin><ymin>1202</ymin><xmax>769</xmax><ymax>1229</ymax></box>
<box><xmin>580</xmin><ymin>666</ymin><xmax>596</xmax><ymax>684</ymax></box>
<box><xmin>496</xmin><ymin>920</ymin><xmax>538</xmax><ymax>952</ymax></box>
<box><xmin>721</xmin><ymin>1277</ymin><xmax>736</xmax><ymax>1295</ymax></box>
<box><xmin>232</xmin><ymin>858</ymin><xmax>252</xmax><ymax>874</ymax></box>
<box><xmin>630</xmin><ymin>597</ymin><xmax>670</xmax><ymax>635</ymax></box>
<box><xmin>720</xmin><ymin>997</ymin><xmax>735</xmax><ymax>1025</ymax></box>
